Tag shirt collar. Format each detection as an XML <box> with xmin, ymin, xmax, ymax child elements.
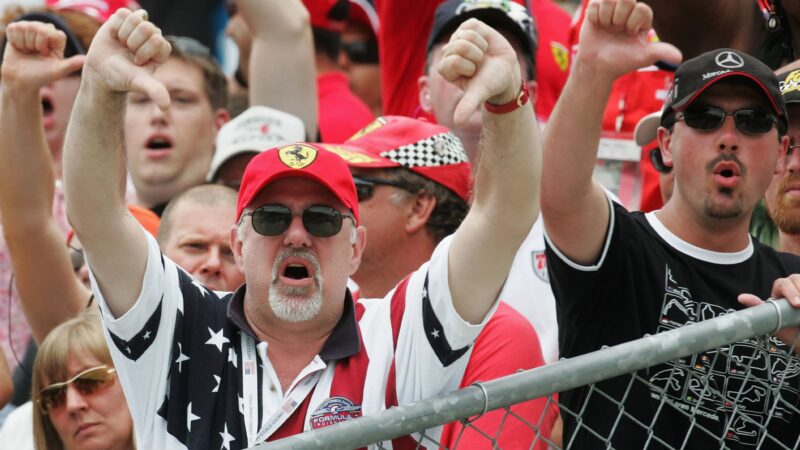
<box><xmin>226</xmin><ymin>285</ymin><xmax>361</xmax><ymax>362</ymax></box>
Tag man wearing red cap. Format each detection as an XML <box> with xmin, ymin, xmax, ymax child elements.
<box><xmin>63</xmin><ymin>8</ymin><xmax>541</xmax><ymax>450</ymax></box>
<box><xmin>321</xmin><ymin>115</ymin><xmax>555</xmax><ymax>449</ymax></box>
<box><xmin>543</xmin><ymin>0</ymin><xmax>800</xmax><ymax>447</ymax></box>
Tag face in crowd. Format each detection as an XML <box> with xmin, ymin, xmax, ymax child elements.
<box><xmin>658</xmin><ymin>81</ymin><xmax>786</xmax><ymax>222</ymax></box>
<box><xmin>234</xmin><ymin>177</ymin><xmax>364</xmax><ymax>328</ymax></box>
<box><xmin>33</xmin><ymin>313</ymin><xmax>133</xmax><ymax>450</ymax></box>
<box><xmin>419</xmin><ymin>30</ymin><xmax>535</xmax><ymax>160</ymax></box>
<box><xmin>124</xmin><ymin>56</ymin><xmax>228</xmax><ymax>207</ymax></box>
<box><xmin>766</xmin><ymin>104</ymin><xmax>800</xmax><ymax>233</ymax></box>
<box><xmin>161</xmin><ymin>197</ymin><xmax>244</xmax><ymax>292</ymax></box>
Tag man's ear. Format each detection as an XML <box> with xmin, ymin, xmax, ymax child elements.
<box><xmin>230</xmin><ymin>223</ymin><xmax>245</xmax><ymax>272</ymax></box>
<box><xmin>776</xmin><ymin>134</ymin><xmax>790</xmax><ymax>175</ymax></box>
<box><xmin>349</xmin><ymin>226</ymin><xmax>367</xmax><ymax>276</ymax></box>
<box><xmin>657</xmin><ymin>127</ymin><xmax>675</xmax><ymax>170</ymax></box>
<box><xmin>214</xmin><ymin>108</ymin><xmax>230</xmax><ymax>131</ymax></box>
<box><xmin>406</xmin><ymin>192</ymin><xmax>436</xmax><ymax>234</ymax></box>
<box><xmin>418</xmin><ymin>75</ymin><xmax>433</xmax><ymax>114</ymax></box>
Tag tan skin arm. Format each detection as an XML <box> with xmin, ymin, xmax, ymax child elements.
<box><xmin>0</xmin><ymin>348</ymin><xmax>11</xmax><ymax>408</ymax></box>
<box><xmin>440</xmin><ymin>19</ymin><xmax>540</xmax><ymax>324</ymax></box>
<box><xmin>540</xmin><ymin>0</ymin><xmax>681</xmax><ymax>265</ymax></box>
<box><xmin>63</xmin><ymin>9</ymin><xmax>171</xmax><ymax>318</ymax></box>
<box><xmin>0</xmin><ymin>22</ymin><xmax>90</xmax><ymax>343</ymax></box>
<box><xmin>237</xmin><ymin>0</ymin><xmax>317</xmax><ymax>139</ymax></box>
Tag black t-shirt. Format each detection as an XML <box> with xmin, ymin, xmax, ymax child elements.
<box><xmin>545</xmin><ymin>200</ymin><xmax>800</xmax><ymax>449</ymax></box>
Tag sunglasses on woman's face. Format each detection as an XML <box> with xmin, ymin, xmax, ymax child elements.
<box><xmin>241</xmin><ymin>204</ymin><xmax>355</xmax><ymax>238</ymax></box>
<box><xmin>37</xmin><ymin>365</ymin><xmax>116</xmax><ymax>414</ymax></box>
<box><xmin>677</xmin><ymin>105</ymin><xmax>778</xmax><ymax>134</ymax></box>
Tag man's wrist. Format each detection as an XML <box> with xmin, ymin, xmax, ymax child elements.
<box><xmin>484</xmin><ymin>81</ymin><xmax>529</xmax><ymax>114</ymax></box>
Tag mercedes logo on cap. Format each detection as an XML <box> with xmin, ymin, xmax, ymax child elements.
<box><xmin>715</xmin><ymin>51</ymin><xmax>744</xmax><ymax>69</ymax></box>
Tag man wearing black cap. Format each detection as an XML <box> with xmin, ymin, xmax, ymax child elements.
<box><xmin>419</xmin><ymin>0</ymin><xmax>537</xmax><ymax>163</ymax></box>
<box><xmin>542</xmin><ymin>0</ymin><xmax>800</xmax><ymax>448</ymax></box>
<box><xmin>766</xmin><ymin>66</ymin><xmax>800</xmax><ymax>255</ymax></box>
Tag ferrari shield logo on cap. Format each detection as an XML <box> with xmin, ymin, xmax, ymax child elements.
<box><xmin>278</xmin><ymin>144</ymin><xmax>318</xmax><ymax>169</ymax></box>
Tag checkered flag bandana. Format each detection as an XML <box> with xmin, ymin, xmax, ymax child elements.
<box><xmin>381</xmin><ymin>132</ymin><xmax>468</xmax><ymax>168</ymax></box>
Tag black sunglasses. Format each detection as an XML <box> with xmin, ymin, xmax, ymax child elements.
<box><xmin>342</xmin><ymin>40</ymin><xmax>379</xmax><ymax>64</ymax></box>
<box><xmin>353</xmin><ymin>176</ymin><xmax>418</xmax><ymax>202</ymax></box>
<box><xmin>37</xmin><ymin>365</ymin><xmax>116</xmax><ymax>414</ymax></box>
<box><xmin>242</xmin><ymin>205</ymin><xmax>355</xmax><ymax>238</ymax></box>
<box><xmin>677</xmin><ymin>106</ymin><xmax>778</xmax><ymax>134</ymax></box>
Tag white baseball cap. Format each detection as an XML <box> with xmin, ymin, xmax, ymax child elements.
<box><xmin>633</xmin><ymin>111</ymin><xmax>661</xmax><ymax>147</ymax></box>
<box><xmin>208</xmin><ymin>106</ymin><xmax>305</xmax><ymax>182</ymax></box>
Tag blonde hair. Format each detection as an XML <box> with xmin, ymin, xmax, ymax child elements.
<box><xmin>31</xmin><ymin>309</ymin><xmax>132</xmax><ymax>450</ymax></box>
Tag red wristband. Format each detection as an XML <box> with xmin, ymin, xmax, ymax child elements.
<box><xmin>483</xmin><ymin>82</ymin><xmax>529</xmax><ymax>114</ymax></box>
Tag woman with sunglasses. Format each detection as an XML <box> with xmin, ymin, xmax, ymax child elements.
<box><xmin>32</xmin><ymin>309</ymin><xmax>134</xmax><ymax>450</ymax></box>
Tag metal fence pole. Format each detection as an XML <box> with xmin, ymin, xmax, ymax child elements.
<box><xmin>257</xmin><ymin>299</ymin><xmax>800</xmax><ymax>450</ymax></box>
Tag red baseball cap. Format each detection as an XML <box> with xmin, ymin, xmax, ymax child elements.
<box><xmin>320</xmin><ymin>116</ymin><xmax>473</xmax><ymax>201</ymax></box>
<box><xmin>46</xmin><ymin>0</ymin><xmax>138</xmax><ymax>23</ymax></box>
<box><xmin>303</xmin><ymin>0</ymin><xmax>349</xmax><ymax>33</ymax></box>
<box><xmin>236</xmin><ymin>143</ymin><xmax>359</xmax><ymax>223</ymax></box>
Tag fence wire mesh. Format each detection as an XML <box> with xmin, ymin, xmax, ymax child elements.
<box><xmin>256</xmin><ymin>299</ymin><xmax>800</xmax><ymax>450</ymax></box>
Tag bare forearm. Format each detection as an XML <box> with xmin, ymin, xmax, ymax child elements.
<box><xmin>450</xmin><ymin>102</ymin><xmax>540</xmax><ymax>323</ymax></box>
<box><xmin>63</xmin><ymin>83</ymin><xmax>128</xmax><ymax>236</ymax></box>
<box><xmin>0</xmin><ymin>88</ymin><xmax>55</xmax><ymax>229</ymax></box>
<box><xmin>0</xmin><ymin>348</ymin><xmax>11</xmax><ymax>408</ymax></box>
<box><xmin>243</xmin><ymin>0</ymin><xmax>318</xmax><ymax>138</ymax></box>
<box><xmin>63</xmin><ymin>82</ymin><xmax>147</xmax><ymax>318</ymax></box>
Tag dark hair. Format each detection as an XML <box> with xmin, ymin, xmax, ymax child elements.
<box><xmin>385</xmin><ymin>167</ymin><xmax>469</xmax><ymax>243</ymax></box>
<box><xmin>166</xmin><ymin>35</ymin><xmax>229</xmax><ymax>110</ymax></box>
<box><xmin>313</xmin><ymin>28</ymin><xmax>342</xmax><ymax>62</ymax></box>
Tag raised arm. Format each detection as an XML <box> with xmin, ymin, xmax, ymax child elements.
<box><xmin>441</xmin><ymin>19</ymin><xmax>540</xmax><ymax>324</ymax></box>
<box><xmin>0</xmin><ymin>348</ymin><xmax>10</xmax><ymax>409</ymax></box>
<box><xmin>63</xmin><ymin>9</ymin><xmax>171</xmax><ymax>318</ymax></box>
<box><xmin>0</xmin><ymin>21</ymin><xmax>90</xmax><ymax>342</ymax></box>
<box><xmin>238</xmin><ymin>0</ymin><xmax>317</xmax><ymax>139</ymax></box>
<box><xmin>541</xmin><ymin>0</ymin><xmax>681</xmax><ymax>264</ymax></box>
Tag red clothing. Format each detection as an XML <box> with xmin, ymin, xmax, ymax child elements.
<box><xmin>529</xmin><ymin>0</ymin><xmax>571</xmax><ymax>122</ymax></box>
<box><xmin>569</xmin><ymin>0</ymin><xmax>674</xmax><ymax>211</ymax></box>
<box><xmin>377</xmin><ymin>0</ymin><xmax>571</xmax><ymax>122</ymax></box>
<box><xmin>440</xmin><ymin>302</ymin><xmax>556</xmax><ymax>450</ymax></box>
<box><xmin>318</xmin><ymin>71</ymin><xmax>376</xmax><ymax>143</ymax></box>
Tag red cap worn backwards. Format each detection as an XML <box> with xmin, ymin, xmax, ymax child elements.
<box><xmin>319</xmin><ymin>116</ymin><xmax>473</xmax><ymax>202</ymax></box>
<box><xmin>236</xmin><ymin>143</ymin><xmax>360</xmax><ymax>223</ymax></box>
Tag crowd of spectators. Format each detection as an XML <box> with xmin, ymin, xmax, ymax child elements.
<box><xmin>1</xmin><ymin>0</ymin><xmax>800</xmax><ymax>449</ymax></box>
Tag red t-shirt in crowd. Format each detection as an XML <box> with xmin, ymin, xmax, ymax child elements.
<box><xmin>377</xmin><ymin>0</ymin><xmax>571</xmax><ymax>122</ymax></box>
<box><xmin>318</xmin><ymin>71</ymin><xmax>376</xmax><ymax>143</ymax></box>
<box><xmin>439</xmin><ymin>302</ymin><xmax>557</xmax><ymax>450</ymax></box>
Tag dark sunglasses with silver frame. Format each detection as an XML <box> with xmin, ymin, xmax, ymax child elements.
<box><xmin>241</xmin><ymin>204</ymin><xmax>355</xmax><ymax>238</ymax></box>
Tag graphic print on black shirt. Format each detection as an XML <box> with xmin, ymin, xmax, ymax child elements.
<box><xmin>650</xmin><ymin>264</ymin><xmax>800</xmax><ymax>446</ymax></box>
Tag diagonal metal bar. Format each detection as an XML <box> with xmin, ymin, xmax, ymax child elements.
<box><xmin>255</xmin><ymin>299</ymin><xmax>800</xmax><ymax>450</ymax></box>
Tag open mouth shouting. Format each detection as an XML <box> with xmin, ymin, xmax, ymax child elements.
<box><xmin>144</xmin><ymin>134</ymin><xmax>174</xmax><ymax>159</ymax></box>
<box><xmin>711</xmin><ymin>160</ymin><xmax>742</xmax><ymax>190</ymax></box>
<box><xmin>269</xmin><ymin>248</ymin><xmax>324</xmax><ymax>322</ymax></box>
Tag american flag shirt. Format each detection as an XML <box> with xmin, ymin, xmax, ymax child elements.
<box><xmin>91</xmin><ymin>232</ymin><xmax>494</xmax><ymax>449</ymax></box>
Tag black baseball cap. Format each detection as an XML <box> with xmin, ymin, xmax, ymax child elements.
<box><xmin>661</xmin><ymin>48</ymin><xmax>787</xmax><ymax>134</ymax></box>
<box><xmin>427</xmin><ymin>0</ymin><xmax>537</xmax><ymax>71</ymax></box>
<box><xmin>778</xmin><ymin>68</ymin><xmax>800</xmax><ymax>106</ymax></box>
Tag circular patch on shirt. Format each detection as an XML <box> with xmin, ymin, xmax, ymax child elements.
<box><xmin>310</xmin><ymin>396</ymin><xmax>362</xmax><ymax>429</ymax></box>
<box><xmin>278</xmin><ymin>144</ymin><xmax>318</xmax><ymax>169</ymax></box>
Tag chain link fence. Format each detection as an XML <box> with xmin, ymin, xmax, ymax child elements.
<box><xmin>255</xmin><ymin>299</ymin><xmax>800</xmax><ymax>450</ymax></box>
